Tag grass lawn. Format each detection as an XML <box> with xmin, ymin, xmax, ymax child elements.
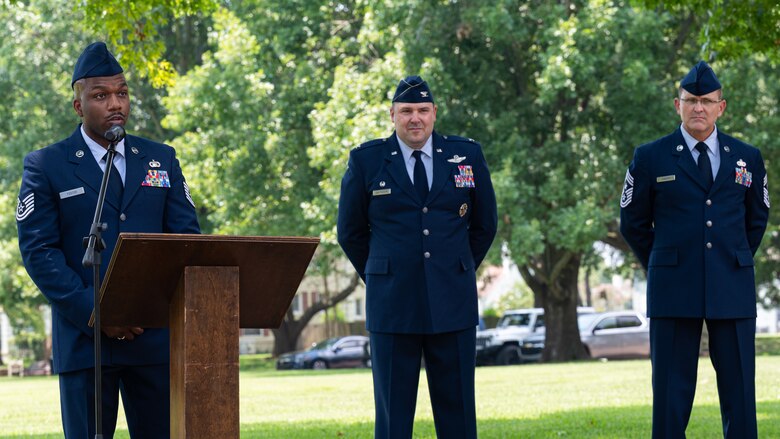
<box><xmin>1</xmin><ymin>357</ymin><xmax>778</xmax><ymax>438</ymax></box>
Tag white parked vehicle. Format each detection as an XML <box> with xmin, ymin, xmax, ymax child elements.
<box><xmin>476</xmin><ymin>307</ymin><xmax>595</xmax><ymax>365</ymax></box>
<box><xmin>520</xmin><ymin>310</ymin><xmax>650</xmax><ymax>362</ymax></box>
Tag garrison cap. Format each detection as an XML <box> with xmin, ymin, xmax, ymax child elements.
<box><xmin>680</xmin><ymin>61</ymin><xmax>721</xmax><ymax>96</ymax></box>
<box><xmin>71</xmin><ymin>42</ymin><xmax>124</xmax><ymax>88</ymax></box>
<box><xmin>392</xmin><ymin>76</ymin><xmax>434</xmax><ymax>103</ymax></box>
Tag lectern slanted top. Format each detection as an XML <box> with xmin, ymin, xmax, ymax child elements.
<box><xmin>98</xmin><ymin>233</ymin><xmax>319</xmax><ymax>328</ymax></box>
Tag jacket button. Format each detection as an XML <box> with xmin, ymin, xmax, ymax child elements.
<box><xmin>423</xmin><ymin>229</ymin><xmax>430</xmax><ymax>236</ymax></box>
<box><xmin>422</xmin><ymin>207</ymin><xmax>428</xmax><ymax>213</ymax></box>
<box><xmin>706</xmin><ymin>199</ymin><xmax>712</xmax><ymax>206</ymax></box>
<box><xmin>706</xmin><ymin>242</ymin><xmax>712</xmax><ymax>249</ymax></box>
<box><xmin>424</xmin><ymin>252</ymin><xmax>431</xmax><ymax>258</ymax></box>
<box><xmin>706</xmin><ymin>220</ymin><xmax>712</xmax><ymax>227</ymax></box>
<box><xmin>119</xmin><ymin>213</ymin><xmax>127</xmax><ymax>221</ymax></box>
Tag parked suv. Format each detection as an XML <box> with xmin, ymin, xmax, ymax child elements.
<box><xmin>476</xmin><ymin>307</ymin><xmax>595</xmax><ymax>366</ymax></box>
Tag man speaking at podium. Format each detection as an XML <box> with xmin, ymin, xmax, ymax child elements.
<box><xmin>16</xmin><ymin>42</ymin><xmax>200</xmax><ymax>438</ymax></box>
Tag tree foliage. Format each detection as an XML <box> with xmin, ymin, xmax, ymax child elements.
<box><xmin>0</xmin><ymin>0</ymin><xmax>89</xmax><ymax>363</ymax></box>
<box><xmin>309</xmin><ymin>0</ymin><xmax>694</xmax><ymax>361</ymax></box>
<box><xmin>162</xmin><ymin>2</ymin><xmax>371</xmax><ymax>353</ymax></box>
<box><xmin>83</xmin><ymin>0</ymin><xmax>219</xmax><ymax>87</ymax></box>
<box><xmin>1</xmin><ymin>0</ymin><xmax>779</xmax><ymax>363</ymax></box>
<box><xmin>636</xmin><ymin>0</ymin><xmax>780</xmax><ymax>63</ymax></box>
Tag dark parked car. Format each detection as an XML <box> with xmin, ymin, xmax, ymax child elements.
<box><xmin>520</xmin><ymin>311</ymin><xmax>650</xmax><ymax>362</ymax></box>
<box><xmin>276</xmin><ymin>335</ymin><xmax>370</xmax><ymax>370</ymax></box>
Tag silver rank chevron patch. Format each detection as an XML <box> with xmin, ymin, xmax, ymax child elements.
<box><xmin>620</xmin><ymin>170</ymin><xmax>634</xmax><ymax>208</ymax></box>
<box><xmin>183</xmin><ymin>180</ymin><xmax>196</xmax><ymax>208</ymax></box>
<box><xmin>16</xmin><ymin>193</ymin><xmax>35</xmax><ymax>222</ymax></box>
<box><xmin>764</xmin><ymin>173</ymin><xmax>770</xmax><ymax>208</ymax></box>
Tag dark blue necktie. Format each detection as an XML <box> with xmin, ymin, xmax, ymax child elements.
<box><xmin>103</xmin><ymin>153</ymin><xmax>124</xmax><ymax>203</ymax></box>
<box><xmin>695</xmin><ymin>142</ymin><xmax>713</xmax><ymax>189</ymax></box>
<box><xmin>412</xmin><ymin>150</ymin><xmax>429</xmax><ymax>202</ymax></box>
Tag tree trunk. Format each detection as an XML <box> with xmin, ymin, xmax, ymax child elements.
<box><xmin>584</xmin><ymin>266</ymin><xmax>592</xmax><ymax>307</ymax></box>
<box><xmin>270</xmin><ymin>308</ymin><xmax>305</xmax><ymax>356</ymax></box>
<box><xmin>518</xmin><ymin>247</ymin><xmax>588</xmax><ymax>362</ymax></box>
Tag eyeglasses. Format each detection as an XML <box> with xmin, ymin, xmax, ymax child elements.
<box><xmin>679</xmin><ymin>97</ymin><xmax>722</xmax><ymax>107</ymax></box>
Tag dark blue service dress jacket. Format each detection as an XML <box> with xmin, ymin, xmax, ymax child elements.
<box><xmin>337</xmin><ymin>131</ymin><xmax>498</xmax><ymax>334</ymax></box>
<box><xmin>620</xmin><ymin>128</ymin><xmax>769</xmax><ymax>319</ymax></box>
<box><xmin>17</xmin><ymin>126</ymin><xmax>200</xmax><ymax>374</ymax></box>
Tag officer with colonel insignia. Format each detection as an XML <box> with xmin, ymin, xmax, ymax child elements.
<box><xmin>337</xmin><ymin>76</ymin><xmax>498</xmax><ymax>438</ymax></box>
<box><xmin>620</xmin><ymin>61</ymin><xmax>769</xmax><ymax>438</ymax></box>
<box><xmin>16</xmin><ymin>42</ymin><xmax>199</xmax><ymax>437</ymax></box>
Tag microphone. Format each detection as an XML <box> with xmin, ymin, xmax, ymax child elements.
<box><xmin>104</xmin><ymin>125</ymin><xmax>126</xmax><ymax>143</ymax></box>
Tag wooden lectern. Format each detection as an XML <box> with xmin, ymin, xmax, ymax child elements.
<box><xmin>97</xmin><ymin>233</ymin><xmax>319</xmax><ymax>438</ymax></box>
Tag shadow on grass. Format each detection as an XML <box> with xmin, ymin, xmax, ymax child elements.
<box><xmin>5</xmin><ymin>401</ymin><xmax>778</xmax><ymax>439</ymax></box>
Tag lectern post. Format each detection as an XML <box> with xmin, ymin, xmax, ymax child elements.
<box><xmin>170</xmin><ymin>266</ymin><xmax>240</xmax><ymax>438</ymax></box>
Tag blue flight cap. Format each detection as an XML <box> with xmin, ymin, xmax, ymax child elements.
<box><xmin>71</xmin><ymin>42</ymin><xmax>124</xmax><ymax>88</ymax></box>
<box><xmin>392</xmin><ymin>76</ymin><xmax>434</xmax><ymax>103</ymax></box>
<box><xmin>680</xmin><ymin>61</ymin><xmax>721</xmax><ymax>96</ymax></box>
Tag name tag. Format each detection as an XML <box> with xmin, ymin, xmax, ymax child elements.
<box><xmin>372</xmin><ymin>189</ymin><xmax>391</xmax><ymax>196</ymax></box>
<box><xmin>59</xmin><ymin>187</ymin><xmax>85</xmax><ymax>199</ymax></box>
<box><xmin>656</xmin><ymin>175</ymin><xmax>675</xmax><ymax>183</ymax></box>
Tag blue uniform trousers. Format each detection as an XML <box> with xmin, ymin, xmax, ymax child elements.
<box><xmin>59</xmin><ymin>364</ymin><xmax>170</xmax><ymax>438</ymax></box>
<box><xmin>650</xmin><ymin>318</ymin><xmax>756</xmax><ymax>439</ymax></box>
<box><xmin>370</xmin><ymin>328</ymin><xmax>477</xmax><ymax>439</ymax></box>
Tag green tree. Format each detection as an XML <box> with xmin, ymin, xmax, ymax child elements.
<box><xmin>3</xmin><ymin>0</ymin><xmax>779</xmax><ymax>365</ymax></box>
<box><xmin>0</xmin><ymin>0</ymin><xmax>213</xmax><ymax>362</ymax></box>
<box><xmin>0</xmin><ymin>0</ymin><xmax>90</xmax><ymax>365</ymax></box>
<box><xmin>635</xmin><ymin>0</ymin><xmax>780</xmax><ymax>63</ymax></box>
<box><xmin>636</xmin><ymin>0</ymin><xmax>780</xmax><ymax>309</ymax></box>
<box><xmin>82</xmin><ymin>0</ymin><xmax>219</xmax><ymax>87</ymax></box>
<box><xmin>310</xmin><ymin>1</ymin><xmax>698</xmax><ymax>361</ymax></box>
<box><xmin>162</xmin><ymin>3</ymin><xmax>370</xmax><ymax>355</ymax></box>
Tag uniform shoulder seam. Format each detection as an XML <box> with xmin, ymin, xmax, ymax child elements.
<box><xmin>355</xmin><ymin>138</ymin><xmax>388</xmax><ymax>151</ymax></box>
<box><xmin>442</xmin><ymin>134</ymin><xmax>478</xmax><ymax>144</ymax></box>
